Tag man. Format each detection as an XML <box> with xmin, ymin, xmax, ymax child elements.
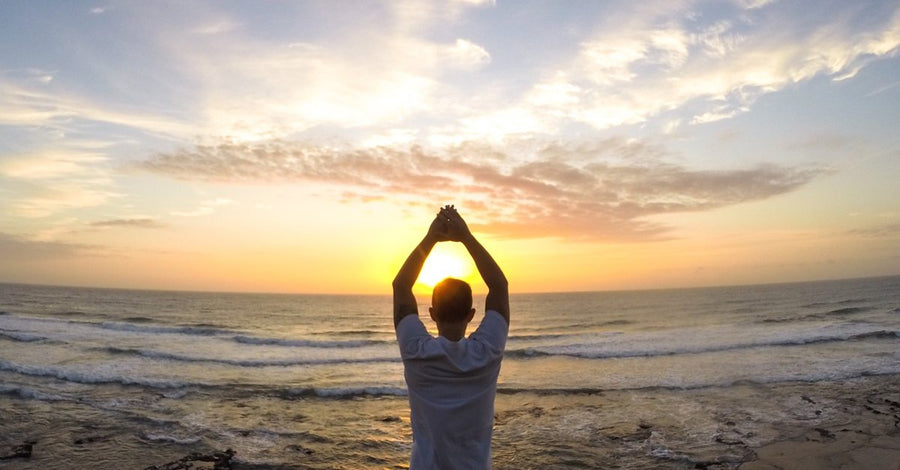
<box><xmin>393</xmin><ymin>205</ymin><xmax>510</xmax><ymax>469</ymax></box>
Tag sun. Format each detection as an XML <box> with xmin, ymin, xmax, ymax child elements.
<box><xmin>417</xmin><ymin>246</ymin><xmax>472</xmax><ymax>289</ymax></box>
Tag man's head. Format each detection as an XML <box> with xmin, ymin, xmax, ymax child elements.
<box><xmin>429</xmin><ymin>277</ymin><xmax>475</xmax><ymax>325</ymax></box>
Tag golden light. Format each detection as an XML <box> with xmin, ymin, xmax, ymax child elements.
<box><xmin>417</xmin><ymin>246</ymin><xmax>472</xmax><ymax>289</ymax></box>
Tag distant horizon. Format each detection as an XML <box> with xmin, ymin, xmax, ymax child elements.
<box><xmin>3</xmin><ymin>272</ymin><xmax>898</xmax><ymax>298</ymax></box>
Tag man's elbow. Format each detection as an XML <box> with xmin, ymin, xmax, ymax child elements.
<box><xmin>489</xmin><ymin>275</ymin><xmax>509</xmax><ymax>292</ymax></box>
<box><xmin>392</xmin><ymin>278</ymin><xmax>411</xmax><ymax>291</ymax></box>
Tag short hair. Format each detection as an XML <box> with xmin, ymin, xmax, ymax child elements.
<box><xmin>431</xmin><ymin>277</ymin><xmax>473</xmax><ymax>323</ymax></box>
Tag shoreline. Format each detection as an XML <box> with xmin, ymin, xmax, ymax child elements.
<box><xmin>2</xmin><ymin>375</ymin><xmax>898</xmax><ymax>469</ymax></box>
<box><xmin>491</xmin><ymin>375</ymin><xmax>900</xmax><ymax>469</ymax></box>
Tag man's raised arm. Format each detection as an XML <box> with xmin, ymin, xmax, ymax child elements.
<box><xmin>444</xmin><ymin>207</ymin><xmax>510</xmax><ymax>324</ymax></box>
<box><xmin>392</xmin><ymin>210</ymin><xmax>451</xmax><ymax>328</ymax></box>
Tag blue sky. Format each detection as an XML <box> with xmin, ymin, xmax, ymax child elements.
<box><xmin>1</xmin><ymin>0</ymin><xmax>898</xmax><ymax>293</ymax></box>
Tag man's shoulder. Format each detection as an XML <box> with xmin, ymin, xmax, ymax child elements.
<box><xmin>396</xmin><ymin>314</ymin><xmax>431</xmax><ymax>341</ymax></box>
<box><xmin>474</xmin><ymin>310</ymin><xmax>509</xmax><ymax>336</ymax></box>
<box><xmin>466</xmin><ymin>311</ymin><xmax>508</xmax><ymax>356</ymax></box>
<box><xmin>396</xmin><ymin>315</ymin><xmax>440</xmax><ymax>359</ymax></box>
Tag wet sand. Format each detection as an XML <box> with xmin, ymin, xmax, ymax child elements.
<box><xmin>491</xmin><ymin>375</ymin><xmax>900</xmax><ymax>469</ymax></box>
<box><xmin>2</xmin><ymin>375</ymin><xmax>898</xmax><ymax>469</ymax></box>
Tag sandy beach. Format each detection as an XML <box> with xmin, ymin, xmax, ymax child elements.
<box><xmin>2</xmin><ymin>374</ymin><xmax>898</xmax><ymax>469</ymax></box>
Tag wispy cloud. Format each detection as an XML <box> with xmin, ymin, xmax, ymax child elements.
<box><xmin>865</xmin><ymin>79</ymin><xmax>900</xmax><ymax>97</ymax></box>
<box><xmin>170</xmin><ymin>198</ymin><xmax>234</xmax><ymax>217</ymax></box>
<box><xmin>141</xmin><ymin>139</ymin><xmax>823</xmax><ymax>240</ymax></box>
<box><xmin>0</xmin><ymin>232</ymin><xmax>91</xmax><ymax>261</ymax></box>
<box><xmin>4</xmin><ymin>1</ymin><xmax>896</xmax><ymax>147</ymax></box>
<box><xmin>847</xmin><ymin>223</ymin><xmax>900</xmax><ymax>238</ymax></box>
<box><xmin>502</xmin><ymin>1</ymin><xmax>900</xmax><ymax>134</ymax></box>
<box><xmin>89</xmin><ymin>217</ymin><xmax>165</xmax><ymax>229</ymax></box>
<box><xmin>0</xmin><ymin>147</ymin><xmax>120</xmax><ymax>218</ymax></box>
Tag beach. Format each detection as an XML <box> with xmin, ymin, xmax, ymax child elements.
<box><xmin>2</xmin><ymin>277</ymin><xmax>899</xmax><ymax>468</ymax></box>
<box><xmin>2</xmin><ymin>375</ymin><xmax>898</xmax><ymax>469</ymax></box>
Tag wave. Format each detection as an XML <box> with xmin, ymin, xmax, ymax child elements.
<box><xmin>311</xmin><ymin>329</ymin><xmax>387</xmax><ymax>337</ymax></box>
<box><xmin>0</xmin><ymin>383</ymin><xmax>68</xmax><ymax>402</ymax></box>
<box><xmin>0</xmin><ymin>329</ymin><xmax>47</xmax><ymax>343</ymax></box>
<box><xmin>2</xmin><ymin>313</ymin><xmax>230</xmax><ymax>338</ymax></box>
<box><xmin>503</xmin><ymin>329</ymin><xmax>900</xmax><ymax>360</ymax></box>
<box><xmin>54</xmin><ymin>310</ymin><xmax>93</xmax><ymax>317</ymax></box>
<box><xmin>802</xmin><ymin>298</ymin><xmax>867</xmax><ymax>308</ymax></box>
<box><xmin>100</xmin><ymin>346</ymin><xmax>399</xmax><ymax>367</ymax></box>
<box><xmin>141</xmin><ymin>433</ymin><xmax>200</xmax><ymax>445</ymax></box>
<box><xmin>231</xmin><ymin>335</ymin><xmax>386</xmax><ymax>348</ymax></box>
<box><xmin>508</xmin><ymin>333</ymin><xmax>580</xmax><ymax>341</ymax></box>
<box><xmin>284</xmin><ymin>386</ymin><xmax>408</xmax><ymax>398</ymax></box>
<box><xmin>4</xmin><ymin>313</ymin><xmax>389</xmax><ymax>348</ymax></box>
<box><xmin>0</xmin><ymin>359</ymin><xmax>193</xmax><ymax>389</ymax></box>
<box><xmin>497</xmin><ymin>371</ymin><xmax>900</xmax><ymax>395</ymax></box>
<box><xmin>826</xmin><ymin>306</ymin><xmax>872</xmax><ymax>315</ymax></box>
<box><xmin>99</xmin><ymin>321</ymin><xmax>229</xmax><ymax>336</ymax></box>
<box><xmin>279</xmin><ymin>369</ymin><xmax>900</xmax><ymax>398</ymax></box>
<box><xmin>122</xmin><ymin>316</ymin><xmax>156</xmax><ymax>323</ymax></box>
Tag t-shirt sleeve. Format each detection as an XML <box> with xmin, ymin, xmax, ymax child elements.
<box><xmin>395</xmin><ymin>314</ymin><xmax>432</xmax><ymax>360</ymax></box>
<box><xmin>469</xmin><ymin>310</ymin><xmax>509</xmax><ymax>354</ymax></box>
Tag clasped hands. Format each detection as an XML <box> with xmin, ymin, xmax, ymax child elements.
<box><xmin>427</xmin><ymin>204</ymin><xmax>471</xmax><ymax>243</ymax></box>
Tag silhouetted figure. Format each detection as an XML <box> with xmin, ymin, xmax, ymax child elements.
<box><xmin>393</xmin><ymin>205</ymin><xmax>510</xmax><ymax>469</ymax></box>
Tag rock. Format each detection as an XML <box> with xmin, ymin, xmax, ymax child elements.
<box><xmin>0</xmin><ymin>441</ymin><xmax>35</xmax><ymax>460</ymax></box>
<box><xmin>143</xmin><ymin>448</ymin><xmax>235</xmax><ymax>470</ymax></box>
<box><xmin>74</xmin><ymin>434</ymin><xmax>112</xmax><ymax>445</ymax></box>
<box><xmin>286</xmin><ymin>444</ymin><xmax>314</xmax><ymax>455</ymax></box>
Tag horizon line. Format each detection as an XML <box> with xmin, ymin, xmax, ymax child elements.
<box><xmin>2</xmin><ymin>273</ymin><xmax>898</xmax><ymax>298</ymax></box>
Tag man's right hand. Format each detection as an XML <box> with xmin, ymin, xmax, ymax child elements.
<box><xmin>441</xmin><ymin>205</ymin><xmax>473</xmax><ymax>242</ymax></box>
<box><xmin>426</xmin><ymin>211</ymin><xmax>452</xmax><ymax>242</ymax></box>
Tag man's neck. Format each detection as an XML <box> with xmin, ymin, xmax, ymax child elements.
<box><xmin>437</xmin><ymin>325</ymin><xmax>467</xmax><ymax>342</ymax></box>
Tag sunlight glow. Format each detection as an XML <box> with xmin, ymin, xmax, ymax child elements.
<box><xmin>417</xmin><ymin>249</ymin><xmax>471</xmax><ymax>289</ymax></box>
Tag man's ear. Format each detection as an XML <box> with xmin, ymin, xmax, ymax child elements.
<box><xmin>429</xmin><ymin>307</ymin><xmax>437</xmax><ymax>322</ymax></box>
<box><xmin>466</xmin><ymin>308</ymin><xmax>476</xmax><ymax>323</ymax></box>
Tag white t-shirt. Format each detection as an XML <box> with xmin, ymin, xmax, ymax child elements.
<box><xmin>396</xmin><ymin>310</ymin><xmax>508</xmax><ymax>470</ymax></box>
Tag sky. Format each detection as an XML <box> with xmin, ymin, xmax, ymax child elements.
<box><xmin>1</xmin><ymin>0</ymin><xmax>899</xmax><ymax>294</ymax></box>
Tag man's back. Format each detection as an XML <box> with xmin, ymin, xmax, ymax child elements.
<box><xmin>396</xmin><ymin>310</ymin><xmax>508</xmax><ymax>469</ymax></box>
<box><xmin>392</xmin><ymin>206</ymin><xmax>510</xmax><ymax>468</ymax></box>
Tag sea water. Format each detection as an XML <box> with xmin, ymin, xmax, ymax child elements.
<box><xmin>1</xmin><ymin>276</ymin><xmax>898</xmax><ymax>468</ymax></box>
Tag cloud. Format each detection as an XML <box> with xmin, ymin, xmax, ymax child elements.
<box><xmin>191</xmin><ymin>19</ymin><xmax>240</xmax><ymax>35</ymax></box>
<box><xmin>140</xmin><ymin>139</ymin><xmax>823</xmax><ymax>240</ymax></box>
<box><xmin>847</xmin><ymin>223</ymin><xmax>900</xmax><ymax>238</ymax></box>
<box><xmin>170</xmin><ymin>198</ymin><xmax>234</xmax><ymax>217</ymax></box>
<box><xmin>0</xmin><ymin>76</ymin><xmax>192</xmax><ymax>133</ymax></box>
<box><xmin>0</xmin><ymin>152</ymin><xmax>106</xmax><ymax>180</ymax></box>
<box><xmin>89</xmin><ymin>217</ymin><xmax>165</xmax><ymax>229</ymax></box>
<box><xmin>735</xmin><ymin>0</ymin><xmax>779</xmax><ymax>10</ymax></box>
<box><xmin>10</xmin><ymin>186</ymin><xmax>121</xmax><ymax>218</ymax></box>
<box><xmin>865</xmin><ymin>79</ymin><xmax>900</xmax><ymax>97</ymax></box>
<box><xmin>443</xmin><ymin>39</ymin><xmax>491</xmax><ymax>69</ymax></box>
<box><xmin>498</xmin><ymin>1</ymin><xmax>900</xmax><ymax>134</ymax></box>
<box><xmin>0</xmin><ymin>232</ymin><xmax>91</xmax><ymax>261</ymax></box>
<box><xmin>0</xmin><ymin>147</ymin><xmax>120</xmax><ymax>218</ymax></box>
<box><xmin>5</xmin><ymin>1</ymin><xmax>895</xmax><ymax>149</ymax></box>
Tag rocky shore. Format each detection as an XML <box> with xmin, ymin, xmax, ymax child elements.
<box><xmin>2</xmin><ymin>375</ymin><xmax>898</xmax><ymax>469</ymax></box>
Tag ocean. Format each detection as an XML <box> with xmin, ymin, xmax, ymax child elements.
<box><xmin>1</xmin><ymin>276</ymin><xmax>898</xmax><ymax>469</ymax></box>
